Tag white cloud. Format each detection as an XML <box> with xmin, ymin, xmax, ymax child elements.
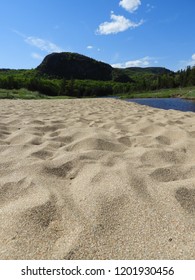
<box><xmin>112</xmin><ymin>56</ymin><xmax>154</xmax><ymax>68</ymax></box>
<box><xmin>31</xmin><ymin>53</ymin><xmax>44</xmax><ymax>60</ymax></box>
<box><xmin>25</xmin><ymin>36</ymin><xmax>63</xmax><ymax>53</ymax></box>
<box><xmin>187</xmin><ymin>53</ymin><xmax>195</xmax><ymax>67</ymax></box>
<box><xmin>96</xmin><ymin>12</ymin><xmax>143</xmax><ymax>35</ymax></box>
<box><xmin>87</xmin><ymin>45</ymin><xmax>101</xmax><ymax>52</ymax></box>
<box><xmin>119</xmin><ymin>0</ymin><xmax>141</xmax><ymax>13</ymax></box>
<box><xmin>180</xmin><ymin>53</ymin><xmax>195</xmax><ymax>69</ymax></box>
<box><xmin>192</xmin><ymin>54</ymin><xmax>195</xmax><ymax>61</ymax></box>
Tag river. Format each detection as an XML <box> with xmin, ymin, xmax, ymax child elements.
<box><xmin>125</xmin><ymin>98</ymin><xmax>195</xmax><ymax>112</ymax></box>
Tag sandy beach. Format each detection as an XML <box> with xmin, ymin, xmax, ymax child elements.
<box><xmin>0</xmin><ymin>98</ymin><xmax>195</xmax><ymax>259</ymax></box>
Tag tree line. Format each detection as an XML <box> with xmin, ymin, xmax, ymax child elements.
<box><xmin>0</xmin><ymin>66</ymin><xmax>195</xmax><ymax>97</ymax></box>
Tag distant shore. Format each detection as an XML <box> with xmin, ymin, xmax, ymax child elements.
<box><xmin>1</xmin><ymin>86</ymin><xmax>195</xmax><ymax>100</ymax></box>
<box><xmin>118</xmin><ymin>86</ymin><xmax>195</xmax><ymax>100</ymax></box>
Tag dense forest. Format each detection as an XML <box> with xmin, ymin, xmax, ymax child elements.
<box><xmin>0</xmin><ymin>52</ymin><xmax>195</xmax><ymax>98</ymax></box>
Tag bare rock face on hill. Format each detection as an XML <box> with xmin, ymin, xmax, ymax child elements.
<box><xmin>37</xmin><ymin>52</ymin><xmax>113</xmax><ymax>81</ymax></box>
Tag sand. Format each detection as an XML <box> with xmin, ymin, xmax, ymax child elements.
<box><xmin>0</xmin><ymin>98</ymin><xmax>195</xmax><ymax>260</ymax></box>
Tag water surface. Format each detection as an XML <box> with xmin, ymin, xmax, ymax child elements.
<box><xmin>126</xmin><ymin>98</ymin><xmax>195</xmax><ymax>112</ymax></box>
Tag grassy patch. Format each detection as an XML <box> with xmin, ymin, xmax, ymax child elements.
<box><xmin>0</xmin><ymin>88</ymin><xmax>73</xmax><ymax>99</ymax></box>
<box><xmin>119</xmin><ymin>86</ymin><xmax>195</xmax><ymax>99</ymax></box>
<box><xmin>1</xmin><ymin>86</ymin><xmax>195</xmax><ymax>100</ymax></box>
<box><xmin>179</xmin><ymin>88</ymin><xmax>195</xmax><ymax>99</ymax></box>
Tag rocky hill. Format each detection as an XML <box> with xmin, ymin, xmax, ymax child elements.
<box><xmin>36</xmin><ymin>52</ymin><xmax>173</xmax><ymax>83</ymax></box>
<box><xmin>37</xmin><ymin>52</ymin><xmax>113</xmax><ymax>81</ymax></box>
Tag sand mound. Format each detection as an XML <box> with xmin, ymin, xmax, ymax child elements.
<box><xmin>0</xmin><ymin>98</ymin><xmax>195</xmax><ymax>259</ymax></box>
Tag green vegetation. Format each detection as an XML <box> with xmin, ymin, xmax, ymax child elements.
<box><xmin>174</xmin><ymin>87</ymin><xmax>195</xmax><ymax>99</ymax></box>
<box><xmin>119</xmin><ymin>87</ymin><xmax>195</xmax><ymax>99</ymax></box>
<box><xmin>1</xmin><ymin>52</ymin><xmax>195</xmax><ymax>99</ymax></box>
<box><xmin>0</xmin><ymin>88</ymin><xmax>42</xmax><ymax>99</ymax></box>
<box><xmin>0</xmin><ymin>88</ymin><xmax>72</xmax><ymax>99</ymax></box>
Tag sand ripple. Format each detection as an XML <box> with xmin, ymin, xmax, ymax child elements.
<box><xmin>0</xmin><ymin>99</ymin><xmax>195</xmax><ymax>259</ymax></box>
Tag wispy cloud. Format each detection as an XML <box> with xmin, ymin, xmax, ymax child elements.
<box><xmin>13</xmin><ymin>29</ymin><xmax>63</xmax><ymax>53</ymax></box>
<box><xmin>96</xmin><ymin>12</ymin><xmax>143</xmax><ymax>35</ymax></box>
<box><xmin>87</xmin><ymin>45</ymin><xmax>93</xmax><ymax>49</ymax></box>
<box><xmin>112</xmin><ymin>56</ymin><xmax>156</xmax><ymax>68</ymax></box>
<box><xmin>12</xmin><ymin>29</ymin><xmax>26</xmax><ymax>38</ymax></box>
<box><xmin>25</xmin><ymin>36</ymin><xmax>63</xmax><ymax>53</ymax></box>
<box><xmin>119</xmin><ymin>0</ymin><xmax>141</xmax><ymax>13</ymax></box>
<box><xmin>31</xmin><ymin>52</ymin><xmax>44</xmax><ymax>60</ymax></box>
<box><xmin>146</xmin><ymin>3</ymin><xmax>155</xmax><ymax>13</ymax></box>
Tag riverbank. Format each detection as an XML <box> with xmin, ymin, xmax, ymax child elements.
<box><xmin>1</xmin><ymin>86</ymin><xmax>195</xmax><ymax>100</ymax></box>
<box><xmin>0</xmin><ymin>98</ymin><xmax>195</xmax><ymax>259</ymax></box>
<box><xmin>119</xmin><ymin>86</ymin><xmax>195</xmax><ymax>100</ymax></box>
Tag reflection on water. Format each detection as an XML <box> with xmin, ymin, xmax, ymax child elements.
<box><xmin>126</xmin><ymin>98</ymin><xmax>195</xmax><ymax>112</ymax></box>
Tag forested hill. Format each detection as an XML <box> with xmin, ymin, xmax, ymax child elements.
<box><xmin>122</xmin><ymin>67</ymin><xmax>173</xmax><ymax>76</ymax></box>
<box><xmin>36</xmin><ymin>52</ymin><xmax>172</xmax><ymax>82</ymax></box>
<box><xmin>37</xmin><ymin>52</ymin><xmax>113</xmax><ymax>81</ymax></box>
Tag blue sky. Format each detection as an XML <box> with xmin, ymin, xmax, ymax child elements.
<box><xmin>0</xmin><ymin>0</ymin><xmax>195</xmax><ymax>71</ymax></box>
